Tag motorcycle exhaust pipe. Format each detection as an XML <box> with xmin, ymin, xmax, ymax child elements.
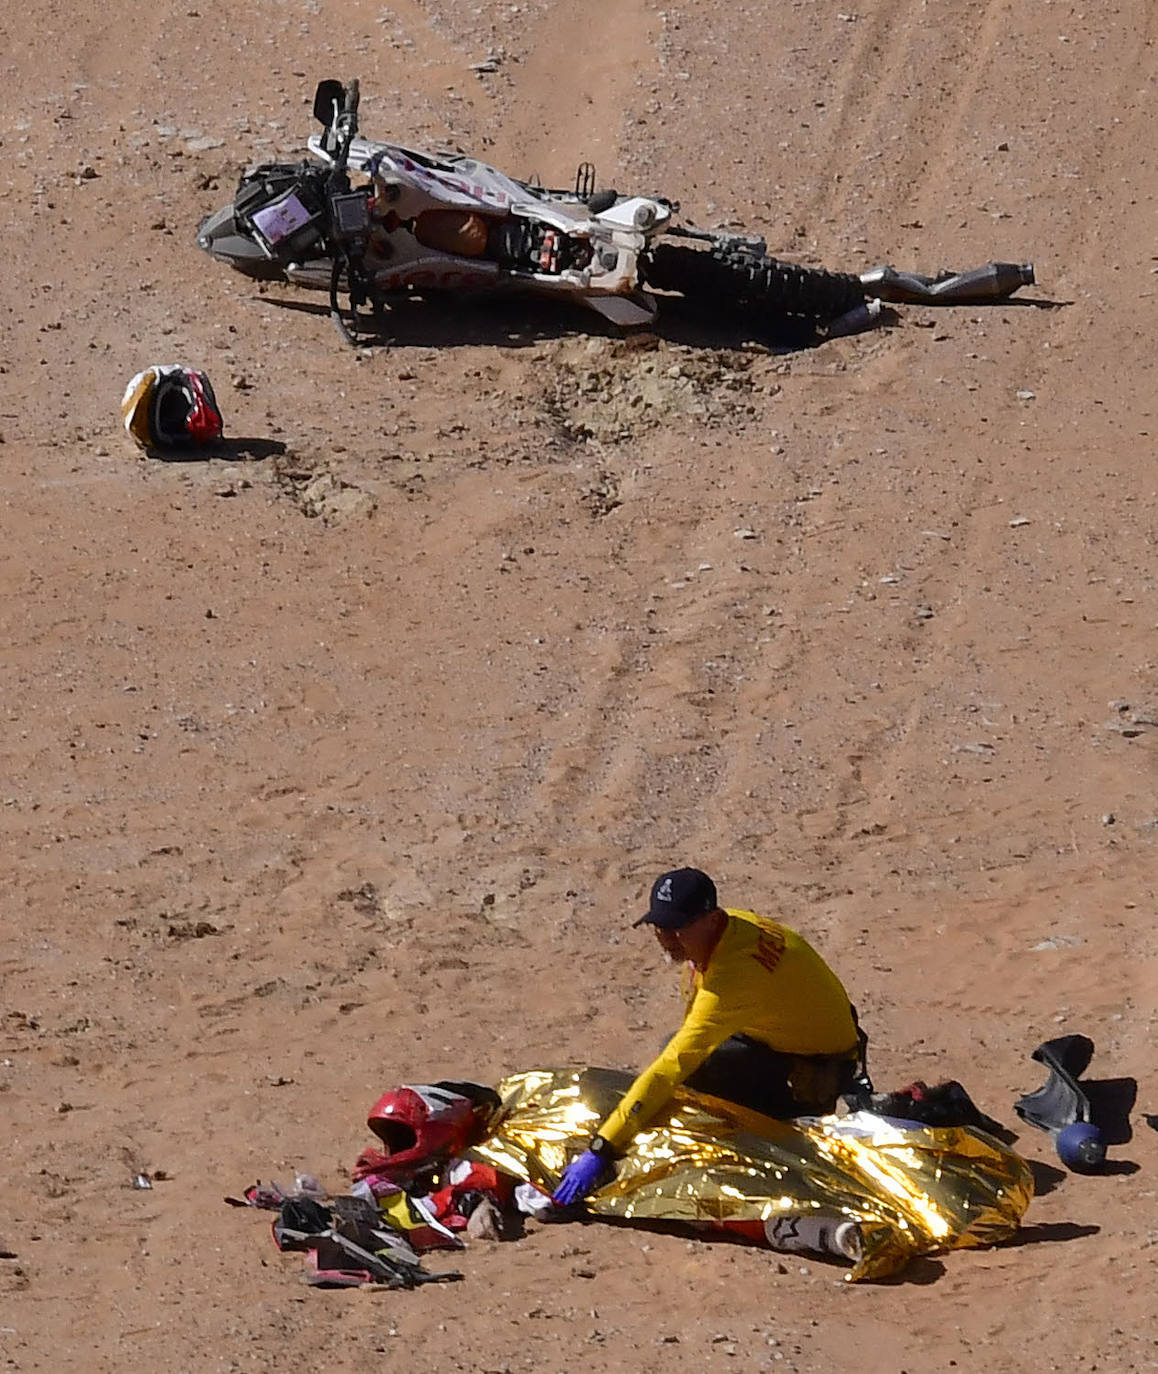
<box><xmin>859</xmin><ymin>261</ymin><xmax>1034</xmax><ymax>305</ymax></box>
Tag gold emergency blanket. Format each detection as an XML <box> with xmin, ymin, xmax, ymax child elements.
<box><xmin>465</xmin><ymin>1067</ymin><xmax>1033</xmax><ymax>1282</ymax></box>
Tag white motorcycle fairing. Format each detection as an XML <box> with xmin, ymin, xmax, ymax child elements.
<box><xmin>305</xmin><ymin>132</ymin><xmax>669</xmax><ymax>324</ymax></box>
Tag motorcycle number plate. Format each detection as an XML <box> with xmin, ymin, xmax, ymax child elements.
<box><xmin>253</xmin><ymin>192</ymin><xmax>315</xmax><ymax>246</ymax></box>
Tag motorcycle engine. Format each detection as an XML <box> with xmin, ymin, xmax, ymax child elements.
<box><xmin>489</xmin><ymin>218</ymin><xmax>592</xmax><ymax>274</ymax></box>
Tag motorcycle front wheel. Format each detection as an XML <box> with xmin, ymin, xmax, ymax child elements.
<box><xmin>329</xmin><ymin>256</ymin><xmax>386</xmax><ymax>347</ymax></box>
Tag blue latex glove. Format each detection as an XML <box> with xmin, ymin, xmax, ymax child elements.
<box><xmin>552</xmin><ymin>1148</ymin><xmax>606</xmax><ymax>1205</ymax></box>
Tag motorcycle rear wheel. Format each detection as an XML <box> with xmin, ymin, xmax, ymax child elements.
<box><xmin>646</xmin><ymin>242</ymin><xmax>865</xmax><ymax>322</ymax></box>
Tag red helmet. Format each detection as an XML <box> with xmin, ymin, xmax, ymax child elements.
<box><xmin>365</xmin><ymin>1082</ymin><xmax>488</xmax><ymax>1179</ymax></box>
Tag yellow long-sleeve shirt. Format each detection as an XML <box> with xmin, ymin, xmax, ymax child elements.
<box><xmin>598</xmin><ymin>908</ymin><xmax>857</xmax><ymax>1151</ymax></box>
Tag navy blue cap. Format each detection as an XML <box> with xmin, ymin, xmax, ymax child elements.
<box><xmin>633</xmin><ymin>868</ymin><xmax>718</xmax><ymax>930</ymax></box>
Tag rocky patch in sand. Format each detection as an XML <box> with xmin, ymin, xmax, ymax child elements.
<box><xmin>270</xmin><ymin>450</ymin><xmax>379</xmax><ymax>524</ymax></box>
<box><xmin>541</xmin><ymin>337</ymin><xmax>767</xmax><ymax>443</ymax></box>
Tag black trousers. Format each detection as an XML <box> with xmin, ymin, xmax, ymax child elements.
<box><xmin>684</xmin><ymin>1035</ymin><xmax>853</xmax><ymax>1119</ymax></box>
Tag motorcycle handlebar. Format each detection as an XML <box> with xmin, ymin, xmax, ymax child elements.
<box><xmin>327</xmin><ymin>80</ymin><xmax>360</xmax><ymax>179</ymax></box>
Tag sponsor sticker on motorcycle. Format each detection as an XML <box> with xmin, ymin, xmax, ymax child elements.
<box><xmin>253</xmin><ymin>193</ymin><xmax>315</xmax><ymax>246</ymax></box>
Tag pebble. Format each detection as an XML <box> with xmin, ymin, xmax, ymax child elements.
<box><xmin>214</xmin><ymin>467</ymin><xmax>248</xmax><ymax>497</ymax></box>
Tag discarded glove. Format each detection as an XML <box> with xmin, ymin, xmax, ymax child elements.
<box><xmin>553</xmin><ymin>1149</ymin><xmax>606</xmax><ymax>1205</ymax></box>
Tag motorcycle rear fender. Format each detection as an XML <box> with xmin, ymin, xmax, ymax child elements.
<box><xmin>580</xmin><ymin>291</ymin><xmax>659</xmax><ymax>326</ymax></box>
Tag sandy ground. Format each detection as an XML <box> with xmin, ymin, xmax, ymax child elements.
<box><xmin>2</xmin><ymin>1</ymin><xmax>1157</xmax><ymax>1370</ymax></box>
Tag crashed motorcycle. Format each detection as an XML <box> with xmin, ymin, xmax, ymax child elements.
<box><xmin>197</xmin><ymin>78</ymin><xmax>1036</xmax><ymax>346</ymax></box>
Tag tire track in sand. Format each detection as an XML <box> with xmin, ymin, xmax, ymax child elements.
<box><xmin>477</xmin><ymin>3</ymin><xmax>675</xmax><ymax>876</ymax></box>
<box><xmin>513</xmin><ymin>518</ymin><xmax>747</xmax><ymax>876</ymax></box>
<box><xmin>809</xmin><ymin>0</ymin><xmax>923</xmax><ymax>168</ymax></box>
<box><xmin>803</xmin><ymin>0</ymin><xmax>1011</xmax><ymax>233</ymax></box>
<box><xmin>899</xmin><ymin>0</ymin><xmax>1028</xmax><ymax>229</ymax></box>
<box><xmin>489</xmin><ymin>0</ymin><xmax>658</xmax><ymax>185</ymax></box>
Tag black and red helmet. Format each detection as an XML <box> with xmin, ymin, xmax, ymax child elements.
<box><xmin>122</xmin><ymin>365</ymin><xmax>223</xmax><ymax>450</ymax></box>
